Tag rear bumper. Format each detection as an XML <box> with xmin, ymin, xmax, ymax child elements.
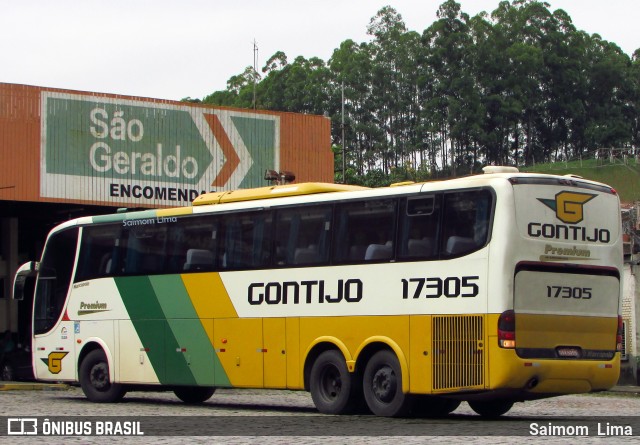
<box><xmin>488</xmin><ymin>344</ymin><xmax>620</xmax><ymax>395</ymax></box>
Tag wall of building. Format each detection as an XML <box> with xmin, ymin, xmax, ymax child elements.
<box><xmin>0</xmin><ymin>82</ymin><xmax>334</xmax><ymax>334</ymax></box>
<box><xmin>0</xmin><ymin>83</ymin><xmax>333</xmax><ymax>209</ymax></box>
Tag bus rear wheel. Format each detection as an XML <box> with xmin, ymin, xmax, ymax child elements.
<box><xmin>79</xmin><ymin>349</ymin><xmax>126</xmax><ymax>403</ymax></box>
<box><xmin>174</xmin><ymin>386</ymin><xmax>216</xmax><ymax>404</ymax></box>
<box><xmin>363</xmin><ymin>350</ymin><xmax>411</xmax><ymax>417</ymax></box>
<box><xmin>468</xmin><ymin>399</ymin><xmax>514</xmax><ymax>417</ymax></box>
<box><xmin>309</xmin><ymin>350</ymin><xmax>357</xmax><ymax>414</ymax></box>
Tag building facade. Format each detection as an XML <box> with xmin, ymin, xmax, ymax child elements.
<box><xmin>0</xmin><ymin>83</ymin><xmax>333</xmax><ymax>333</ymax></box>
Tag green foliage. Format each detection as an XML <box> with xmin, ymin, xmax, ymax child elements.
<box><xmin>188</xmin><ymin>0</ymin><xmax>640</xmax><ymax>186</ymax></box>
<box><xmin>521</xmin><ymin>158</ymin><xmax>640</xmax><ymax>203</ymax></box>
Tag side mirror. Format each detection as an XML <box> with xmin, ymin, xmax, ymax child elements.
<box><xmin>12</xmin><ymin>261</ymin><xmax>39</xmax><ymax>301</ymax></box>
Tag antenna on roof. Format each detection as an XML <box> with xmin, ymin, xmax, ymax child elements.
<box><xmin>252</xmin><ymin>39</ymin><xmax>258</xmax><ymax>110</ymax></box>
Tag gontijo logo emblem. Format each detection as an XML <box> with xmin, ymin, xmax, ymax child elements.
<box><xmin>537</xmin><ymin>191</ymin><xmax>596</xmax><ymax>224</ymax></box>
<box><xmin>40</xmin><ymin>351</ymin><xmax>69</xmax><ymax>374</ymax></box>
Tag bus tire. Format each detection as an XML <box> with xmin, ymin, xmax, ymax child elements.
<box><xmin>79</xmin><ymin>349</ymin><xmax>126</xmax><ymax>403</ymax></box>
<box><xmin>412</xmin><ymin>396</ymin><xmax>460</xmax><ymax>417</ymax></box>
<box><xmin>309</xmin><ymin>350</ymin><xmax>356</xmax><ymax>414</ymax></box>
<box><xmin>174</xmin><ymin>386</ymin><xmax>216</xmax><ymax>404</ymax></box>
<box><xmin>468</xmin><ymin>399</ymin><xmax>514</xmax><ymax>417</ymax></box>
<box><xmin>363</xmin><ymin>350</ymin><xmax>411</xmax><ymax>417</ymax></box>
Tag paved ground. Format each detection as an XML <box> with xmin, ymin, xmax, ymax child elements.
<box><xmin>2</xmin><ymin>383</ymin><xmax>640</xmax><ymax>443</ymax></box>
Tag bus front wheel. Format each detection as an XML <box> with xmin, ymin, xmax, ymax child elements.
<box><xmin>309</xmin><ymin>350</ymin><xmax>357</xmax><ymax>414</ymax></box>
<box><xmin>468</xmin><ymin>399</ymin><xmax>514</xmax><ymax>417</ymax></box>
<box><xmin>79</xmin><ymin>349</ymin><xmax>126</xmax><ymax>403</ymax></box>
<box><xmin>363</xmin><ymin>350</ymin><xmax>411</xmax><ymax>417</ymax></box>
<box><xmin>174</xmin><ymin>386</ymin><xmax>216</xmax><ymax>404</ymax></box>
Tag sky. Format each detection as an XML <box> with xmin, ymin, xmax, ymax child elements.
<box><xmin>2</xmin><ymin>0</ymin><xmax>638</xmax><ymax>102</ymax></box>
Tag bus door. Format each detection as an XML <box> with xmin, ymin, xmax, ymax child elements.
<box><xmin>32</xmin><ymin>228</ymin><xmax>79</xmax><ymax>381</ymax></box>
<box><xmin>263</xmin><ymin>317</ymin><xmax>287</xmax><ymax>388</ymax></box>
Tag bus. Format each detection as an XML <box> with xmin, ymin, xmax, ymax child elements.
<box><xmin>13</xmin><ymin>166</ymin><xmax>623</xmax><ymax>417</ymax></box>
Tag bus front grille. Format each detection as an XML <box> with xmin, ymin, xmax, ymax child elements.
<box><xmin>432</xmin><ymin>315</ymin><xmax>485</xmax><ymax>391</ymax></box>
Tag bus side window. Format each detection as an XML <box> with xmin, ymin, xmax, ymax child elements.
<box><xmin>275</xmin><ymin>205</ymin><xmax>332</xmax><ymax>267</ymax></box>
<box><xmin>122</xmin><ymin>224</ymin><xmax>168</xmax><ymax>275</ymax></box>
<box><xmin>171</xmin><ymin>216</ymin><xmax>218</xmax><ymax>273</ymax></box>
<box><xmin>398</xmin><ymin>195</ymin><xmax>441</xmax><ymax>260</ymax></box>
<box><xmin>441</xmin><ymin>190</ymin><xmax>492</xmax><ymax>258</ymax></box>
<box><xmin>221</xmin><ymin>211</ymin><xmax>273</xmax><ymax>270</ymax></box>
<box><xmin>333</xmin><ymin>199</ymin><xmax>396</xmax><ymax>264</ymax></box>
<box><xmin>75</xmin><ymin>224</ymin><xmax>122</xmax><ymax>281</ymax></box>
<box><xmin>251</xmin><ymin>213</ymin><xmax>273</xmax><ymax>267</ymax></box>
<box><xmin>183</xmin><ymin>249</ymin><xmax>214</xmax><ymax>271</ymax></box>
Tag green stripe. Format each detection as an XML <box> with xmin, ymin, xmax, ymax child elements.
<box><xmin>124</xmin><ymin>209</ymin><xmax>157</xmax><ymax>220</ymax></box>
<box><xmin>115</xmin><ymin>276</ymin><xmax>165</xmax><ymax>319</ymax></box>
<box><xmin>115</xmin><ymin>276</ymin><xmax>195</xmax><ymax>385</ymax></box>
<box><xmin>115</xmin><ymin>276</ymin><xmax>168</xmax><ymax>382</ymax></box>
<box><xmin>92</xmin><ymin>209</ymin><xmax>160</xmax><ymax>224</ymax></box>
<box><xmin>115</xmin><ymin>275</ymin><xmax>228</xmax><ymax>387</ymax></box>
<box><xmin>92</xmin><ymin>213</ymin><xmax>125</xmax><ymax>224</ymax></box>
<box><xmin>149</xmin><ymin>275</ymin><xmax>195</xmax><ymax>318</ymax></box>
<box><xmin>150</xmin><ymin>275</ymin><xmax>220</xmax><ymax>385</ymax></box>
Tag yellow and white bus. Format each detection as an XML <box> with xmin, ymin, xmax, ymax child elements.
<box><xmin>14</xmin><ymin>166</ymin><xmax>623</xmax><ymax>417</ymax></box>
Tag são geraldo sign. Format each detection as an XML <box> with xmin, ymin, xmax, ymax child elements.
<box><xmin>40</xmin><ymin>92</ymin><xmax>279</xmax><ymax>206</ymax></box>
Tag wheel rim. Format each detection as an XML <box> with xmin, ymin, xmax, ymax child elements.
<box><xmin>319</xmin><ymin>364</ymin><xmax>342</xmax><ymax>401</ymax></box>
<box><xmin>89</xmin><ymin>362</ymin><xmax>110</xmax><ymax>391</ymax></box>
<box><xmin>371</xmin><ymin>365</ymin><xmax>397</xmax><ymax>403</ymax></box>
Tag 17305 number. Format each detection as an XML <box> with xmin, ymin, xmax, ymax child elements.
<box><xmin>401</xmin><ymin>276</ymin><xmax>479</xmax><ymax>299</ymax></box>
<box><xmin>546</xmin><ymin>285</ymin><xmax>592</xmax><ymax>299</ymax></box>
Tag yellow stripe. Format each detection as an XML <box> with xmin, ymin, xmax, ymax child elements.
<box><xmin>181</xmin><ymin>272</ymin><xmax>238</xmax><ymax>319</ymax></box>
<box><xmin>193</xmin><ymin>182</ymin><xmax>367</xmax><ymax>206</ymax></box>
<box><xmin>156</xmin><ymin>207</ymin><xmax>193</xmax><ymax>217</ymax></box>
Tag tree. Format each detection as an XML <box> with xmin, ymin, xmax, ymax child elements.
<box><xmin>423</xmin><ymin>0</ymin><xmax>476</xmax><ymax>174</ymax></box>
<box><xmin>192</xmin><ymin>0</ymin><xmax>637</xmax><ymax>183</ymax></box>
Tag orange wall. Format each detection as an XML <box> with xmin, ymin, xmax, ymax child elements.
<box><xmin>0</xmin><ymin>83</ymin><xmax>333</xmax><ymax>208</ymax></box>
<box><xmin>0</xmin><ymin>84</ymin><xmax>41</xmax><ymax>203</ymax></box>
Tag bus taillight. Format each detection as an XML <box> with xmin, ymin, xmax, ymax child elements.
<box><xmin>498</xmin><ymin>310</ymin><xmax>516</xmax><ymax>349</ymax></box>
<box><xmin>617</xmin><ymin>315</ymin><xmax>623</xmax><ymax>352</ymax></box>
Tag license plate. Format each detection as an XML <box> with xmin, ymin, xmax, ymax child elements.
<box><xmin>556</xmin><ymin>347</ymin><xmax>581</xmax><ymax>358</ymax></box>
